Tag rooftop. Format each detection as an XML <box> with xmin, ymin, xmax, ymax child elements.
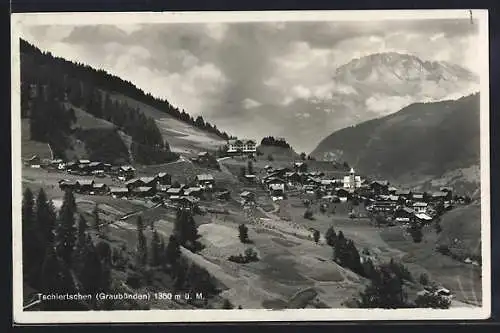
<box><xmin>196</xmin><ymin>174</ymin><xmax>214</xmax><ymax>181</ymax></box>
<box><xmin>110</xmin><ymin>187</ymin><xmax>129</xmax><ymax>193</ymax></box>
<box><xmin>133</xmin><ymin>186</ymin><xmax>153</xmax><ymax>193</ymax></box>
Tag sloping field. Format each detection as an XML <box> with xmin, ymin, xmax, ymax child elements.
<box><xmin>65</xmin><ymin>103</ymin><xmax>116</xmax><ymax>130</ymax></box>
<box><xmin>380</xmin><ymin>223</ymin><xmax>482</xmax><ymax>306</ymax></box>
<box><xmin>109</xmin><ymin>93</ymin><xmax>226</xmax><ymax>155</ymax></box>
<box><xmin>437</xmin><ymin>203</ymin><xmax>481</xmax><ymax>258</ymax></box>
<box><xmin>21</xmin><ymin>119</ymin><xmax>52</xmax><ymax>160</ymax></box>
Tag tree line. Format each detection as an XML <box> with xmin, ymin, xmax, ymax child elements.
<box><xmin>260</xmin><ymin>136</ymin><xmax>292</xmax><ymax>149</ymax></box>
<box><xmin>20</xmin><ymin>39</ymin><xmax>232</xmax><ymax>141</ymax></box>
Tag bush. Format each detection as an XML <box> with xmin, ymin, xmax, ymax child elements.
<box><xmin>313</xmin><ymin>229</ymin><xmax>320</xmax><ymax>244</ymax></box>
<box><xmin>325</xmin><ymin>226</ymin><xmax>337</xmax><ymax>247</ymax></box>
<box><xmin>244</xmin><ymin>248</ymin><xmax>259</xmax><ymax>262</ymax></box>
<box><xmin>414</xmin><ymin>291</ymin><xmax>451</xmax><ymax>309</ymax></box>
<box><xmin>228</xmin><ymin>248</ymin><xmax>259</xmax><ymax>264</ymax></box>
<box><xmin>436</xmin><ymin>244</ymin><xmax>451</xmax><ymax>255</ymax></box>
<box><xmin>408</xmin><ymin>224</ymin><xmax>423</xmax><ymax>243</ymax></box>
<box><xmin>238</xmin><ymin>224</ymin><xmax>250</xmax><ymax>244</ymax></box>
<box><xmin>267</xmin><ymin>154</ymin><xmax>274</xmax><ymax>161</ymax></box>
<box><xmin>419</xmin><ymin>273</ymin><xmax>430</xmax><ymax>286</ymax></box>
<box><xmin>126</xmin><ymin>272</ymin><xmax>142</xmax><ymax>289</ymax></box>
<box><xmin>304</xmin><ymin>209</ymin><xmax>314</xmax><ymax>220</ymax></box>
<box><xmin>222</xmin><ymin>299</ymin><xmax>234</xmax><ymax>309</ymax></box>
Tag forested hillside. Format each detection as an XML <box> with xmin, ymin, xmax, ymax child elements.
<box><xmin>311</xmin><ymin>93</ymin><xmax>480</xmax><ymax>193</ymax></box>
<box><xmin>20</xmin><ymin>39</ymin><xmax>233</xmax><ymax>163</ymax></box>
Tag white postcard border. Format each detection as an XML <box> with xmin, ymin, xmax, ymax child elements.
<box><xmin>11</xmin><ymin>9</ymin><xmax>491</xmax><ymax>324</ymax></box>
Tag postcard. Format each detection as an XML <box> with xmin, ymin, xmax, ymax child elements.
<box><xmin>11</xmin><ymin>9</ymin><xmax>490</xmax><ymax>323</ymax></box>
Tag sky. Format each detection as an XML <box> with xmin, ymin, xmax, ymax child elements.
<box><xmin>20</xmin><ymin>17</ymin><xmax>479</xmax><ymax>149</ymax></box>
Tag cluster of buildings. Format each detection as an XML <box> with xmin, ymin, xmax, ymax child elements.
<box><xmin>255</xmin><ymin>160</ymin><xmax>464</xmax><ymax>225</ymax></box>
<box><xmin>364</xmin><ymin>182</ymin><xmax>456</xmax><ymax>224</ymax></box>
<box><xmin>260</xmin><ymin>163</ymin><xmax>360</xmax><ymax>201</ymax></box>
<box><xmin>25</xmin><ymin>155</ymin><xmax>137</xmax><ymax>180</ymax></box>
<box><xmin>57</xmin><ymin>169</ymin><xmax>219</xmax><ymax>210</ymax></box>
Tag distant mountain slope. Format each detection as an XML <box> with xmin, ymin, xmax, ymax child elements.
<box><xmin>311</xmin><ymin>93</ymin><xmax>480</xmax><ymax>193</ymax></box>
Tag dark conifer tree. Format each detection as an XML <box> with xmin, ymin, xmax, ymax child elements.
<box><xmin>165</xmin><ymin>234</ymin><xmax>181</xmax><ymax>267</ymax></box>
<box><xmin>149</xmin><ymin>228</ymin><xmax>162</xmax><ymax>267</ymax></box>
<box><xmin>325</xmin><ymin>226</ymin><xmax>337</xmax><ymax>247</ymax></box>
<box><xmin>357</xmin><ymin>265</ymin><xmax>411</xmax><ymax>309</ymax></box>
<box><xmin>135</xmin><ymin>216</ymin><xmax>148</xmax><ymax>268</ymax></box>
<box><xmin>23</xmin><ymin>188</ymin><xmax>45</xmax><ymax>286</ymax></box>
<box><xmin>55</xmin><ymin>189</ymin><xmax>77</xmax><ymax>266</ymax></box>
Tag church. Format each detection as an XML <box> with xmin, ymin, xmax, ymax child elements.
<box><xmin>343</xmin><ymin>167</ymin><xmax>362</xmax><ymax>190</ymax></box>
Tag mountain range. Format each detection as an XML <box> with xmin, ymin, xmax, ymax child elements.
<box><xmin>214</xmin><ymin>52</ymin><xmax>478</xmax><ymax>153</ymax></box>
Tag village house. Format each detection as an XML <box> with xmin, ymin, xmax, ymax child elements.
<box><xmin>293</xmin><ymin>162</ymin><xmax>308</xmax><ymax>173</ymax></box>
<box><xmin>439</xmin><ymin>187</ymin><xmax>453</xmax><ymax>201</ymax></box>
<box><xmin>394</xmin><ymin>207</ymin><xmax>415</xmax><ymax>223</ymax></box>
<box><xmin>183</xmin><ymin>187</ymin><xmax>203</xmax><ymax>198</ymax></box>
<box><xmin>59</xmin><ymin>179</ymin><xmax>78</xmax><ymax>191</ymax></box>
<box><xmin>178</xmin><ymin>196</ymin><xmax>199</xmax><ymax>210</ymax></box>
<box><xmin>91</xmin><ymin>183</ymin><xmax>108</xmax><ymax>195</ymax></box>
<box><xmin>88</xmin><ymin>161</ymin><xmax>103</xmax><ymax>171</ymax></box>
<box><xmin>166</xmin><ymin>187</ymin><xmax>183</xmax><ymax>198</ymax></box>
<box><xmin>370</xmin><ymin>200</ymin><xmax>397</xmax><ymax>213</ymax></box>
<box><xmin>388</xmin><ymin>186</ymin><xmax>398</xmax><ymax>195</ymax></box>
<box><xmin>269</xmin><ymin>184</ymin><xmax>285</xmax><ymax>200</ymax></box>
<box><xmin>109</xmin><ymin>187</ymin><xmax>129</xmax><ymax>198</ymax></box>
<box><xmin>49</xmin><ymin>159</ymin><xmax>64</xmax><ymax>168</ymax></box>
<box><xmin>336</xmin><ymin>188</ymin><xmax>350</xmax><ymax>200</ymax></box>
<box><xmin>138</xmin><ymin>176</ymin><xmax>159</xmax><ymax>189</ymax></box>
<box><xmin>132</xmin><ymin>186</ymin><xmax>155</xmax><ymax>198</ymax></box>
<box><xmin>285</xmin><ymin>171</ymin><xmax>302</xmax><ymax>186</ymax></box>
<box><xmin>395</xmin><ymin>189</ymin><xmax>412</xmax><ymax>200</ymax></box>
<box><xmin>415</xmin><ymin>212</ymin><xmax>433</xmax><ymax>224</ymax></box>
<box><xmin>215</xmin><ymin>189</ymin><xmax>231</xmax><ymax>200</ymax></box>
<box><xmin>78</xmin><ymin>159</ymin><xmax>91</xmax><ymax>165</ymax></box>
<box><xmin>240</xmin><ymin>191</ymin><xmax>256</xmax><ymax>204</ymax></box>
<box><xmin>196</xmin><ymin>174</ymin><xmax>215</xmax><ymax>189</ymax></box>
<box><xmin>413</xmin><ymin>201</ymin><xmax>428</xmax><ymax>214</ymax></box>
<box><xmin>156</xmin><ymin>172</ymin><xmax>172</xmax><ymax>185</ymax></box>
<box><xmin>76</xmin><ymin>179</ymin><xmax>95</xmax><ymax>193</ymax></box>
<box><xmin>119</xmin><ymin>165</ymin><xmax>136</xmax><ymax>180</ymax></box>
<box><xmin>431</xmin><ymin>191</ymin><xmax>449</xmax><ymax>202</ymax></box>
<box><xmin>320</xmin><ymin>179</ymin><xmax>336</xmax><ymax>190</ymax></box>
<box><xmin>226</xmin><ymin>139</ymin><xmax>257</xmax><ymax>155</ymax></box>
<box><xmin>412</xmin><ymin>192</ymin><xmax>425</xmax><ymax>201</ymax></box>
<box><xmin>244</xmin><ymin>174</ymin><xmax>257</xmax><ymax>183</ymax></box>
<box><xmin>24</xmin><ymin>155</ymin><xmax>41</xmax><ymax>168</ymax></box>
<box><xmin>370</xmin><ymin>180</ymin><xmax>390</xmax><ymax>195</ymax></box>
<box><xmin>266</xmin><ymin>177</ymin><xmax>286</xmax><ymax>190</ymax></box>
<box><xmin>65</xmin><ymin>161</ymin><xmax>79</xmax><ymax>173</ymax></box>
<box><xmin>125</xmin><ymin>178</ymin><xmax>142</xmax><ymax>190</ymax></box>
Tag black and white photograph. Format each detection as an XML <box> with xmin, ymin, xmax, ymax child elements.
<box><xmin>11</xmin><ymin>10</ymin><xmax>490</xmax><ymax>323</ymax></box>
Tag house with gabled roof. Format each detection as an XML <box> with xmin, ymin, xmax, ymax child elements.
<box><xmin>110</xmin><ymin>187</ymin><xmax>129</xmax><ymax>197</ymax></box>
<box><xmin>196</xmin><ymin>174</ymin><xmax>215</xmax><ymax>188</ymax></box>
<box><xmin>132</xmin><ymin>186</ymin><xmax>155</xmax><ymax>197</ymax></box>
<box><xmin>76</xmin><ymin>179</ymin><xmax>94</xmax><ymax>193</ymax></box>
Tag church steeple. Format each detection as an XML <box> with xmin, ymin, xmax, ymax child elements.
<box><xmin>350</xmin><ymin>167</ymin><xmax>355</xmax><ymax>174</ymax></box>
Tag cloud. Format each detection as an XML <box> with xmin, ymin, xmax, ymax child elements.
<box><xmin>365</xmin><ymin>95</ymin><xmax>416</xmax><ymax>114</ymax></box>
<box><xmin>19</xmin><ymin>18</ymin><xmax>480</xmax><ymax>144</ymax></box>
<box><xmin>242</xmin><ymin>98</ymin><xmax>262</xmax><ymax>109</ymax></box>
